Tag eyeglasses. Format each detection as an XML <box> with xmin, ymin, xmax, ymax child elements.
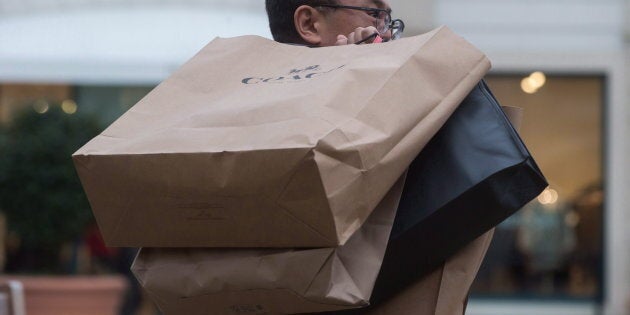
<box><xmin>316</xmin><ymin>4</ymin><xmax>405</xmax><ymax>40</ymax></box>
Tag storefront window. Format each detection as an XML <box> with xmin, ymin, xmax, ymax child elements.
<box><xmin>0</xmin><ymin>84</ymin><xmax>72</xmax><ymax>123</ymax></box>
<box><xmin>471</xmin><ymin>75</ymin><xmax>604</xmax><ymax>300</ymax></box>
<box><xmin>75</xmin><ymin>85</ymin><xmax>154</xmax><ymax>125</ymax></box>
<box><xmin>0</xmin><ymin>84</ymin><xmax>153</xmax><ymax>125</ymax></box>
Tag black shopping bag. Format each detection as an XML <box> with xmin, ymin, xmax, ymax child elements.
<box><xmin>372</xmin><ymin>80</ymin><xmax>547</xmax><ymax>304</ymax></box>
<box><xmin>324</xmin><ymin>80</ymin><xmax>547</xmax><ymax>314</ymax></box>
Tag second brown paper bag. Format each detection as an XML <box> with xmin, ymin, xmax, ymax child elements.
<box><xmin>361</xmin><ymin>230</ymin><xmax>494</xmax><ymax>315</ymax></box>
<box><xmin>131</xmin><ymin>175</ymin><xmax>406</xmax><ymax>315</ymax></box>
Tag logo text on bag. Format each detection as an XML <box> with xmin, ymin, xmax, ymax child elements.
<box><xmin>241</xmin><ymin>64</ymin><xmax>345</xmax><ymax>84</ymax></box>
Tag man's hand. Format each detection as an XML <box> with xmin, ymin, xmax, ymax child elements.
<box><xmin>335</xmin><ymin>26</ymin><xmax>380</xmax><ymax>45</ymax></box>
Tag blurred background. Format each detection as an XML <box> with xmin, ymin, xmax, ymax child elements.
<box><xmin>0</xmin><ymin>0</ymin><xmax>628</xmax><ymax>315</ymax></box>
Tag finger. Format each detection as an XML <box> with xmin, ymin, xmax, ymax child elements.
<box><xmin>353</xmin><ymin>26</ymin><xmax>379</xmax><ymax>44</ymax></box>
<box><xmin>347</xmin><ymin>27</ymin><xmax>369</xmax><ymax>44</ymax></box>
<box><xmin>335</xmin><ymin>34</ymin><xmax>349</xmax><ymax>46</ymax></box>
<box><xmin>354</xmin><ymin>33</ymin><xmax>378</xmax><ymax>45</ymax></box>
<box><xmin>360</xmin><ymin>26</ymin><xmax>378</xmax><ymax>39</ymax></box>
<box><xmin>344</xmin><ymin>26</ymin><xmax>380</xmax><ymax>44</ymax></box>
<box><xmin>347</xmin><ymin>31</ymin><xmax>356</xmax><ymax>44</ymax></box>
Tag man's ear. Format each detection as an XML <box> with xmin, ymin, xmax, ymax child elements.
<box><xmin>294</xmin><ymin>5</ymin><xmax>324</xmax><ymax>45</ymax></box>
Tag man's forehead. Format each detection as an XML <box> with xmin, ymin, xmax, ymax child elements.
<box><xmin>345</xmin><ymin>0</ymin><xmax>392</xmax><ymax>11</ymax></box>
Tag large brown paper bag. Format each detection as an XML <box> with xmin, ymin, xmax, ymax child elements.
<box><xmin>73</xmin><ymin>26</ymin><xmax>490</xmax><ymax>247</ymax></box>
<box><xmin>131</xmin><ymin>175</ymin><xmax>405</xmax><ymax>315</ymax></box>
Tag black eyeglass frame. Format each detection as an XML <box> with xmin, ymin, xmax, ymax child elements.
<box><xmin>316</xmin><ymin>4</ymin><xmax>404</xmax><ymax>39</ymax></box>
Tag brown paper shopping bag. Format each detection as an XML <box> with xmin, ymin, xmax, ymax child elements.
<box><xmin>365</xmin><ymin>107</ymin><xmax>522</xmax><ymax>315</ymax></box>
<box><xmin>356</xmin><ymin>82</ymin><xmax>545</xmax><ymax>306</ymax></box>
<box><xmin>363</xmin><ymin>230</ymin><xmax>494</xmax><ymax>315</ymax></box>
<box><xmin>317</xmin><ymin>105</ymin><xmax>525</xmax><ymax>315</ymax></box>
<box><xmin>73</xmin><ymin>26</ymin><xmax>490</xmax><ymax>247</ymax></box>
<box><xmin>131</xmin><ymin>175</ymin><xmax>405</xmax><ymax>315</ymax></box>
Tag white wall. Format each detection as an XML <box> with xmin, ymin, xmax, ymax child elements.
<box><xmin>435</xmin><ymin>0</ymin><xmax>623</xmax><ymax>54</ymax></box>
<box><xmin>0</xmin><ymin>2</ymin><xmax>271</xmax><ymax>84</ymax></box>
<box><xmin>388</xmin><ymin>0</ymin><xmax>434</xmax><ymax>34</ymax></box>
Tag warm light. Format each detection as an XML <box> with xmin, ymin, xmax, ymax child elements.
<box><xmin>537</xmin><ymin>187</ymin><xmax>559</xmax><ymax>205</ymax></box>
<box><xmin>33</xmin><ymin>99</ymin><xmax>49</xmax><ymax>114</ymax></box>
<box><xmin>529</xmin><ymin>71</ymin><xmax>546</xmax><ymax>88</ymax></box>
<box><xmin>61</xmin><ymin>99</ymin><xmax>78</xmax><ymax>114</ymax></box>
<box><xmin>520</xmin><ymin>71</ymin><xmax>547</xmax><ymax>94</ymax></box>
<box><xmin>520</xmin><ymin>77</ymin><xmax>538</xmax><ymax>94</ymax></box>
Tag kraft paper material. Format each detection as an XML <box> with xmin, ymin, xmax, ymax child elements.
<box><xmin>73</xmin><ymin>26</ymin><xmax>490</xmax><ymax>247</ymax></box>
<box><xmin>132</xmin><ymin>175</ymin><xmax>405</xmax><ymax>315</ymax></box>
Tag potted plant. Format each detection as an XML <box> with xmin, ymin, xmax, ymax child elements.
<box><xmin>0</xmin><ymin>102</ymin><xmax>101</xmax><ymax>272</ymax></box>
<box><xmin>0</xmin><ymin>102</ymin><xmax>127</xmax><ymax>315</ymax></box>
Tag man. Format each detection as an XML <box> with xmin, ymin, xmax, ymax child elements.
<box><xmin>264</xmin><ymin>4</ymin><xmax>505</xmax><ymax>315</ymax></box>
<box><xmin>265</xmin><ymin>0</ymin><xmax>404</xmax><ymax>46</ymax></box>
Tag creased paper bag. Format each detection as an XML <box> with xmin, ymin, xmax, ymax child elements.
<box><xmin>131</xmin><ymin>175</ymin><xmax>405</xmax><ymax>315</ymax></box>
<box><xmin>361</xmin><ymin>82</ymin><xmax>545</xmax><ymax>305</ymax></box>
<box><xmin>362</xmin><ymin>230</ymin><xmax>494</xmax><ymax>315</ymax></box>
<box><xmin>73</xmin><ymin>26</ymin><xmax>490</xmax><ymax>247</ymax></box>
<box><xmin>322</xmin><ymin>105</ymin><xmax>524</xmax><ymax>315</ymax></box>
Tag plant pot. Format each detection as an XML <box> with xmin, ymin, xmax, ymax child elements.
<box><xmin>0</xmin><ymin>275</ymin><xmax>126</xmax><ymax>315</ymax></box>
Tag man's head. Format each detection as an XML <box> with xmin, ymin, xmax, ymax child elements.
<box><xmin>265</xmin><ymin>0</ymin><xmax>397</xmax><ymax>46</ymax></box>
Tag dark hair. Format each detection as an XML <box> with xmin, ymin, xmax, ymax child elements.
<box><xmin>265</xmin><ymin>0</ymin><xmax>336</xmax><ymax>44</ymax></box>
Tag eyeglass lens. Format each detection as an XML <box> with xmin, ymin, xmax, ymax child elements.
<box><xmin>375</xmin><ymin>11</ymin><xmax>391</xmax><ymax>34</ymax></box>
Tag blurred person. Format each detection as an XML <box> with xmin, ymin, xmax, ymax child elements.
<box><xmin>115</xmin><ymin>247</ymin><xmax>144</xmax><ymax>315</ymax></box>
<box><xmin>85</xmin><ymin>222</ymin><xmax>118</xmax><ymax>273</ymax></box>
<box><xmin>569</xmin><ymin>183</ymin><xmax>603</xmax><ymax>295</ymax></box>
<box><xmin>85</xmin><ymin>224</ymin><xmax>144</xmax><ymax>315</ymax></box>
<box><xmin>265</xmin><ymin>0</ymin><xmax>404</xmax><ymax>46</ymax></box>
<box><xmin>517</xmin><ymin>199</ymin><xmax>576</xmax><ymax>293</ymax></box>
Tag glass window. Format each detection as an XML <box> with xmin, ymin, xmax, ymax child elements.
<box><xmin>75</xmin><ymin>85</ymin><xmax>154</xmax><ymax>125</ymax></box>
<box><xmin>0</xmin><ymin>84</ymin><xmax>154</xmax><ymax>124</ymax></box>
<box><xmin>0</xmin><ymin>84</ymin><xmax>72</xmax><ymax>123</ymax></box>
<box><xmin>470</xmin><ymin>74</ymin><xmax>604</xmax><ymax>300</ymax></box>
